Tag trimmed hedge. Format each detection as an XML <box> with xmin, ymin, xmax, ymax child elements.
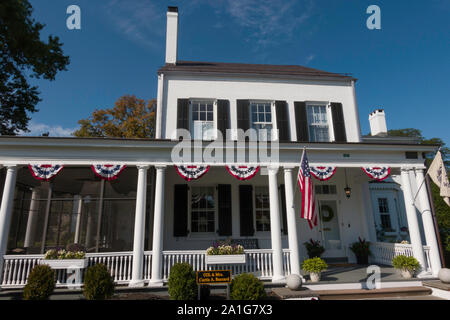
<box><xmin>168</xmin><ymin>263</ymin><xmax>198</xmax><ymax>300</ymax></box>
<box><xmin>83</xmin><ymin>264</ymin><xmax>115</xmax><ymax>300</ymax></box>
<box><xmin>230</xmin><ymin>273</ymin><xmax>266</xmax><ymax>300</ymax></box>
<box><xmin>23</xmin><ymin>265</ymin><xmax>55</xmax><ymax>300</ymax></box>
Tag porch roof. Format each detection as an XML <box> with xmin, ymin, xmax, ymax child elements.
<box><xmin>0</xmin><ymin>136</ymin><xmax>438</xmax><ymax>169</ymax></box>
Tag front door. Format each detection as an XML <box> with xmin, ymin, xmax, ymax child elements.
<box><xmin>318</xmin><ymin>200</ymin><xmax>344</xmax><ymax>257</ymax></box>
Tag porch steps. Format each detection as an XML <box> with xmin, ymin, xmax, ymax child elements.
<box><xmin>323</xmin><ymin>257</ymin><xmax>349</xmax><ymax>265</ymax></box>
<box><xmin>313</xmin><ymin>286</ymin><xmax>433</xmax><ymax>300</ymax></box>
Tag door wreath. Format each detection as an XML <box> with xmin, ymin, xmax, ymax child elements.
<box><xmin>320</xmin><ymin>204</ymin><xmax>334</xmax><ymax>222</ymax></box>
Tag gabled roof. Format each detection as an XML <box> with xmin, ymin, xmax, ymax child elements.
<box><xmin>158</xmin><ymin>60</ymin><xmax>356</xmax><ymax>81</ymax></box>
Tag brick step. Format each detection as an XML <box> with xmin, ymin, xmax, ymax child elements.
<box><xmin>315</xmin><ymin>286</ymin><xmax>432</xmax><ymax>300</ymax></box>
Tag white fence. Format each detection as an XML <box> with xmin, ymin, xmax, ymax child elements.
<box><xmin>1</xmin><ymin>249</ymin><xmax>291</xmax><ymax>288</ymax></box>
<box><xmin>370</xmin><ymin>242</ymin><xmax>432</xmax><ymax>271</ymax></box>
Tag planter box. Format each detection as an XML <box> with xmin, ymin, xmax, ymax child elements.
<box><xmin>39</xmin><ymin>258</ymin><xmax>88</xmax><ymax>269</ymax></box>
<box><xmin>205</xmin><ymin>254</ymin><xmax>246</xmax><ymax>265</ymax></box>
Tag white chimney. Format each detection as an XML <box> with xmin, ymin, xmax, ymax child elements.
<box><xmin>165</xmin><ymin>6</ymin><xmax>178</xmax><ymax>65</ymax></box>
<box><xmin>369</xmin><ymin>109</ymin><xmax>388</xmax><ymax>136</ymax></box>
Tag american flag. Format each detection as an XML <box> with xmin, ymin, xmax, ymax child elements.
<box><xmin>297</xmin><ymin>149</ymin><xmax>317</xmax><ymax>229</ymax></box>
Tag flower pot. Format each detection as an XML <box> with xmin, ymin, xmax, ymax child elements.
<box><xmin>39</xmin><ymin>258</ymin><xmax>88</xmax><ymax>269</ymax></box>
<box><xmin>355</xmin><ymin>254</ymin><xmax>369</xmax><ymax>265</ymax></box>
<box><xmin>205</xmin><ymin>254</ymin><xmax>246</xmax><ymax>265</ymax></box>
<box><xmin>309</xmin><ymin>272</ymin><xmax>321</xmax><ymax>283</ymax></box>
<box><xmin>400</xmin><ymin>269</ymin><xmax>413</xmax><ymax>279</ymax></box>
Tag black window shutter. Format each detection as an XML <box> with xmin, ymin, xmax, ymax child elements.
<box><xmin>239</xmin><ymin>185</ymin><xmax>254</xmax><ymax>236</ymax></box>
<box><xmin>275</xmin><ymin>101</ymin><xmax>290</xmax><ymax>142</ymax></box>
<box><xmin>177</xmin><ymin>99</ymin><xmax>189</xmax><ymax>131</ymax></box>
<box><xmin>279</xmin><ymin>184</ymin><xmax>288</xmax><ymax>235</ymax></box>
<box><xmin>217</xmin><ymin>100</ymin><xmax>230</xmax><ymax>140</ymax></box>
<box><xmin>236</xmin><ymin>100</ymin><xmax>250</xmax><ymax>134</ymax></box>
<box><xmin>218</xmin><ymin>184</ymin><xmax>232</xmax><ymax>236</ymax></box>
<box><xmin>331</xmin><ymin>102</ymin><xmax>347</xmax><ymax>142</ymax></box>
<box><xmin>173</xmin><ymin>184</ymin><xmax>188</xmax><ymax>237</ymax></box>
<box><xmin>294</xmin><ymin>102</ymin><xmax>308</xmax><ymax>142</ymax></box>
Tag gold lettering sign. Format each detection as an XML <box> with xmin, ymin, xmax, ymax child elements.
<box><xmin>196</xmin><ymin>270</ymin><xmax>231</xmax><ymax>284</ymax></box>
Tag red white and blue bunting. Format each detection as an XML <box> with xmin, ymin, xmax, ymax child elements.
<box><xmin>310</xmin><ymin>166</ymin><xmax>337</xmax><ymax>181</ymax></box>
<box><xmin>362</xmin><ymin>167</ymin><xmax>391</xmax><ymax>181</ymax></box>
<box><xmin>175</xmin><ymin>165</ymin><xmax>210</xmax><ymax>181</ymax></box>
<box><xmin>28</xmin><ymin>164</ymin><xmax>64</xmax><ymax>181</ymax></box>
<box><xmin>226</xmin><ymin>165</ymin><xmax>260</xmax><ymax>181</ymax></box>
<box><xmin>91</xmin><ymin>164</ymin><xmax>127</xmax><ymax>181</ymax></box>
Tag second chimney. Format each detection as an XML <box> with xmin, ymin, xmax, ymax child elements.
<box><xmin>369</xmin><ymin>109</ymin><xmax>388</xmax><ymax>136</ymax></box>
<box><xmin>165</xmin><ymin>6</ymin><xmax>178</xmax><ymax>65</ymax></box>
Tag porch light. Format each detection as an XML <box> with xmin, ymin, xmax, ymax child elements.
<box><xmin>344</xmin><ymin>168</ymin><xmax>351</xmax><ymax>198</ymax></box>
<box><xmin>344</xmin><ymin>186</ymin><xmax>352</xmax><ymax>198</ymax></box>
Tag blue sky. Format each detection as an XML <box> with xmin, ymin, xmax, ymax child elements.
<box><xmin>25</xmin><ymin>0</ymin><xmax>449</xmax><ymax>146</ymax></box>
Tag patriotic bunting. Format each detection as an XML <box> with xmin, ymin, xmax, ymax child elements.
<box><xmin>362</xmin><ymin>167</ymin><xmax>391</xmax><ymax>181</ymax></box>
<box><xmin>175</xmin><ymin>165</ymin><xmax>210</xmax><ymax>181</ymax></box>
<box><xmin>91</xmin><ymin>164</ymin><xmax>127</xmax><ymax>181</ymax></box>
<box><xmin>310</xmin><ymin>166</ymin><xmax>337</xmax><ymax>181</ymax></box>
<box><xmin>225</xmin><ymin>165</ymin><xmax>260</xmax><ymax>181</ymax></box>
<box><xmin>28</xmin><ymin>164</ymin><xmax>64</xmax><ymax>181</ymax></box>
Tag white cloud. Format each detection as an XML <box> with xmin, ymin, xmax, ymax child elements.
<box><xmin>19</xmin><ymin>122</ymin><xmax>76</xmax><ymax>137</ymax></box>
<box><xmin>305</xmin><ymin>54</ymin><xmax>315</xmax><ymax>64</ymax></box>
<box><xmin>104</xmin><ymin>0</ymin><xmax>165</xmax><ymax>49</ymax></box>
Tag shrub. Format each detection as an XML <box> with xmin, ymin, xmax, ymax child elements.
<box><xmin>168</xmin><ymin>263</ymin><xmax>197</xmax><ymax>300</ymax></box>
<box><xmin>230</xmin><ymin>273</ymin><xmax>266</xmax><ymax>300</ymax></box>
<box><xmin>301</xmin><ymin>257</ymin><xmax>328</xmax><ymax>273</ymax></box>
<box><xmin>392</xmin><ymin>255</ymin><xmax>421</xmax><ymax>272</ymax></box>
<box><xmin>83</xmin><ymin>264</ymin><xmax>115</xmax><ymax>300</ymax></box>
<box><xmin>23</xmin><ymin>265</ymin><xmax>55</xmax><ymax>300</ymax></box>
<box><xmin>303</xmin><ymin>239</ymin><xmax>325</xmax><ymax>258</ymax></box>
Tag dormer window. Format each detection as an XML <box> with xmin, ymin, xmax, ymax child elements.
<box><xmin>307</xmin><ymin>104</ymin><xmax>330</xmax><ymax>142</ymax></box>
<box><xmin>190</xmin><ymin>100</ymin><xmax>215</xmax><ymax>140</ymax></box>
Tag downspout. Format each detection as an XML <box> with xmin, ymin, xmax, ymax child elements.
<box><xmin>155</xmin><ymin>73</ymin><xmax>164</xmax><ymax>139</ymax></box>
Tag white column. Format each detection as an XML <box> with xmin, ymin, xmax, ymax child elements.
<box><xmin>268</xmin><ymin>166</ymin><xmax>285</xmax><ymax>282</ymax></box>
<box><xmin>73</xmin><ymin>196</ymin><xmax>83</xmax><ymax>244</ymax></box>
<box><xmin>415</xmin><ymin>168</ymin><xmax>442</xmax><ymax>276</ymax></box>
<box><xmin>24</xmin><ymin>188</ymin><xmax>40</xmax><ymax>248</ymax></box>
<box><xmin>0</xmin><ymin>165</ymin><xmax>18</xmax><ymax>279</ymax></box>
<box><xmin>283</xmin><ymin>167</ymin><xmax>301</xmax><ymax>277</ymax></box>
<box><xmin>400</xmin><ymin>168</ymin><xmax>427</xmax><ymax>273</ymax></box>
<box><xmin>149</xmin><ymin>165</ymin><xmax>166</xmax><ymax>287</ymax></box>
<box><xmin>129</xmin><ymin>165</ymin><xmax>149</xmax><ymax>287</ymax></box>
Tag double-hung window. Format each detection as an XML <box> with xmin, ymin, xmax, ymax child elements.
<box><xmin>254</xmin><ymin>186</ymin><xmax>270</xmax><ymax>232</ymax></box>
<box><xmin>378</xmin><ymin>198</ymin><xmax>392</xmax><ymax>230</ymax></box>
<box><xmin>307</xmin><ymin>105</ymin><xmax>330</xmax><ymax>142</ymax></box>
<box><xmin>250</xmin><ymin>102</ymin><xmax>273</xmax><ymax>141</ymax></box>
<box><xmin>191</xmin><ymin>100</ymin><xmax>215</xmax><ymax>140</ymax></box>
<box><xmin>190</xmin><ymin>186</ymin><xmax>215</xmax><ymax>233</ymax></box>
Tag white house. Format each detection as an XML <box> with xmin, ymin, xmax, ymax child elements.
<box><xmin>0</xmin><ymin>7</ymin><xmax>443</xmax><ymax>288</ymax></box>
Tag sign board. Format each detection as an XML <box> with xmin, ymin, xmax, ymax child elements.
<box><xmin>196</xmin><ymin>270</ymin><xmax>231</xmax><ymax>284</ymax></box>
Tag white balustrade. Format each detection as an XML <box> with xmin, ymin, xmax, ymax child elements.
<box><xmin>370</xmin><ymin>242</ymin><xmax>432</xmax><ymax>272</ymax></box>
<box><xmin>1</xmin><ymin>249</ymin><xmax>292</xmax><ymax>287</ymax></box>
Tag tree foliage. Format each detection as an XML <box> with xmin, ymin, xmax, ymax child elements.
<box><xmin>0</xmin><ymin>0</ymin><xmax>70</xmax><ymax>135</ymax></box>
<box><xmin>389</xmin><ymin>128</ymin><xmax>450</xmax><ymax>265</ymax></box>
<box><xmin>73</xmin><ymin>95</ymin><xmax>156</xmax><ymax>138</ymax></box>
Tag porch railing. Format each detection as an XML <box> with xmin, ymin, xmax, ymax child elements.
<box><xmin>370</xmin><ymin>242</ymin><xmax>432</xmax><ymax>272</ymax></box>
<box><xmin>1</xmin><ymin>249</ymin><xmax>291</xmax><ymax>288</ymax></box>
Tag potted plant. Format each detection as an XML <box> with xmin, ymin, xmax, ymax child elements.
<box><xmin>349</xmin><ymin>237</ymin><xmax>371</xmax><ymax>265</ymax></box>
<box><xmin>392</xmin><ymin>255</ymin><xmax>420</xmax><ymax>279</ymax></box>
<box><xmin>303</xmin><ymin>239</ymin><xmax>325</xmax><ymax>258</ymax></box>
<box><xmin>205</xmin><ymin>241</ymin><xmax>245</xmax><ymax>264</ymax></box>
<box><xmin>40</xmin><ymin>244</ymin><xmax>87</xmax><ymax>269</ymax></box>
<box><xmin>301</xmin><ymin>257</ymin><xmax>328</xmax><ymax>283</ymax></box>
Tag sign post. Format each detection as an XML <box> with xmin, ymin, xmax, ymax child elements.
<box><xmin>196</xmin><ymin>270</ymin><xmax>232</xmax><ymax>300</ymax></box>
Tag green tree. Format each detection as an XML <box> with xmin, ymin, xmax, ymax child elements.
<box><xmin>0</xmin><ymin>0</ymin><xmax>70</xmax><ymax>135</ymax></box>
<box><xmin>73</xmin><ymin>95</ymin><xmax>156</xmax><ymax>138</ymax></box>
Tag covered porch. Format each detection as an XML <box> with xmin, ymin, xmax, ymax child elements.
<box><xmin>0</xmin><ymin>137</ymin><xmax>443</xmax><ymax>288</ymax></box>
